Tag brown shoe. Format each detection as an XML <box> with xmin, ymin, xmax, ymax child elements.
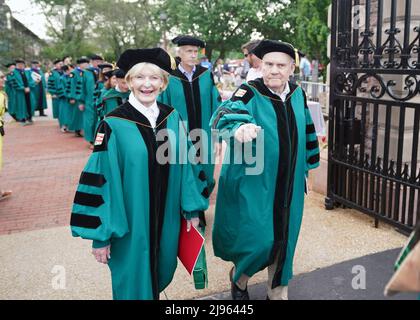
<box><xmin>0</xmin><ymin>190</ymin><xmax>12</xmax><ymax>201</ymax></box>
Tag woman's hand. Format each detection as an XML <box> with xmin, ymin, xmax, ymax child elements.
<box><xmin>92</xmin><ymin>245</ymin><xmax>111</xmax><ymax>264</ymax></box>
<box><xmin>186</xmin><ymin>217</ymin><xmax>200</xmax><ymax>232</ymax></box>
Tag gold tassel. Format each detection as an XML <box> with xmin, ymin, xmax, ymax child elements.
<box><xmin>295</xmin><ymin>48</ymin><xmax>300</xmax><ymax>66</ymax></box>
<box><xmin>169</xmin><ymin>54</ymin><xmax>177</xmax><ymax>70</ymax></box>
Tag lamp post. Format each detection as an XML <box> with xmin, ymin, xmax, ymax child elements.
<box><xmin>159</xmin><ymin>12</ymin><xmax>168</xmax><ymax>50</ymax></box>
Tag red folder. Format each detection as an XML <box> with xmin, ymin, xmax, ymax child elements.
<box><xmin>178</xmin><ymin>218</ymin><xmax>205</xmax><ymax>275</ymax></box>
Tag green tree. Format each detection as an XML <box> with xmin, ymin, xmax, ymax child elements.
<box><xmin>295</xmin><ymin>0</ymin><xmax>330</xmax><ymax>67</ymax></box>
<box><xmin>87</xmin><ymin>0</ymin><xmax>161</xmax><ymax>61</ymax></box>
<box><xmin>33</xmin><ymin>0</ymin><xmax>94</xmax><ymax>59</ymax></box>
<box><xmin>160</xmin><ymin>0</ymin><xmax>279</xmax><ymax>61</ymax></box>
<box><xmin>256</xmin><ymin>0</ymin><xmax>299</xmax><ymax>45</ymax></box>
<box><xmin>257</xmin><ymin>0</ymin><xmax>330</xmax><ymax>80</ymax></box>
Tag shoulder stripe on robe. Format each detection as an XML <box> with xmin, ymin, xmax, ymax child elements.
<box><xmin>74</xmin><ymin>191</ymin><xmax>104</xmax><ymax>208</ymax></box>
<box><xmin>70</xmin><ymin>213</ymin><xmax>102</xmax><ymax>229</ymax></box>
<box><xmin>231</xmin><ymin>84</ymin><xmax>254</xmax><ymax>104</ymax></box>
<box><xmin>79</xmin><ymin>172</ymin><xmax>107</xmax><ymax>187</ymax></box>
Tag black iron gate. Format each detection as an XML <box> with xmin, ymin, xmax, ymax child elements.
<box><xmin>327</xmin><ymin>0</ymin><xmax>420</xmax><ymax>233</ymax></box>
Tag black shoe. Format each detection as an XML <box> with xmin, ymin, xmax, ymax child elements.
<box><xmin>75</xmin><ymin>130</ymin><xmax>83</xmax><ymax>137</ymax></box>
<box><xmin>230</xmin><ymin>267</ymin><xmax>249</xmax><ymax>300</ymax></box>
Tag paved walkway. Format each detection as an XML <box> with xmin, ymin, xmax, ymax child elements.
<box><xmin>0</xmin><ymin>117</ymin><xmax>90</xmax><ymax>234</ymax></box>
<box><xmin>201</xmin><ymin>248</ymin><xmax>418</xmax><ymax>300</ymax></box>
<box><xmin>0</xmin><ymin>111</ymin><xmax>410</xmax><ymax>300</ymax></box>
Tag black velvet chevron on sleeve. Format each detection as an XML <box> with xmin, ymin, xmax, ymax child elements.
<box><xmin>70</xmin><ymin>213</ymin><xmax>102</xmax><ymax>229</ymax></box>
<box><xmin>79</xmin><ymin>172</ymin><xmax>107</xmax><ymax>187</ymax></box>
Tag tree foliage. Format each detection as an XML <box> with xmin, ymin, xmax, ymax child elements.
<box><xmin>295</xmin><ymin>0</ymin><xmax>330</xmax><ymax>65</ymax></box>
<box><xmin>86</xmin><ymin>0</ymin><xmax>161</xmax><ymax>60</ymax></box>
<box><xmin>160</xmin><ymin>0</ymin><xmax>275</xmax><ymax>60</ymax></box>
<box><xmin>33</xmin><ymin>0</ymin><xmax>163</xmax><ymax>61</ymax></box>
<box><xmin>32</xmin><ymin>0</ymin><xmax>92</xmax><ymax>59</ymax></box>
<box><xmin>32</xmin><ymin>0</ymin><xmax>330</xmax><ymax>68</ymax></box>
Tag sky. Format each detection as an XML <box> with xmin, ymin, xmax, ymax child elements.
<box><xmin>5</xmin><ymin>0</ymin><xmax>48</xmax><ymax>39</ymax></box>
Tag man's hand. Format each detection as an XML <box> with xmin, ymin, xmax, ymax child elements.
<box><xmin>92</xmin><ymin>245</ymin><xmax>111</xmax><ymax>264</ymax></box>
<box><xmin>186</xmin><ymin>217</ymin><xmax>200</xmax><ymax>232</ymax></box>
<box><xmin>234</xmin><ymin>123</ymin><xmax>261</xmax><ymax>143</ymax></box>
<box><xmin>79</xmin><ymin>104</ymin><xmax>85</xmax><ymax>111</ymax></box>
<box><xmin>69</xmin><ymin>99</ymin><xmax>76</xmax><ymax>104</ymax></box>
<box><xmin>24</xmin><ymin>88</ymin><xmax>30</xmax><ymax>93</ymax></box>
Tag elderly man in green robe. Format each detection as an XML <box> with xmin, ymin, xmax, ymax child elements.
<box><xmin>159</xmin><ymin>35</ymin><xmax>221</xmax><ymax>196</ymax></box>
<box><xmin>210</xmin><ymin>40</ymin><xmax>320</xmax><ymax>300</ymax></box>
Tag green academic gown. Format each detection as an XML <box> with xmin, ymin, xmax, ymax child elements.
<box><xmin>31</xmin><ymin>68</ymin><xmax>48</xmax><ymax>112</ymax></box>
<box><xmin>159</xmin><ymin>65</ymin><xmax>221</xmax><ymax>193</ymax></box>
<box><xmin>11</xmin><ymin>69</ymin><xmax>36</xmax><ymax>121</ymax></box>
<box><xmin>99</xmin><ymin>88</ymin><xmax>130</xmax><ymax>117</ymax></box>
<box><xmin>58</xmin><ymin>74</ymin><xmax>72</xmax><ymax>127</ymax></box>
<box><xmin>94</xmin><ymin>81</ymin><xmax>104</xmax><ymax>107</ymax></box>
<box><xmin>68</xmin><ymin>68</ymin><xmax>85</xmax><ymax>131</ymax></box>
<box><xmin>70</xmin><ymin>101</ymin><xmax>209</xmax><ymax>300</ymax></box>
<box><xmin>210</xmin><ymin>79</ymin><xmax>320</xmax><ymax>288</ymax></box>
<box><xmin>47</xmin><ymin>69</ymin><xmax>63</xmax><ymax>120</ymax></box>
<box><xmin>83</xmin><ymin>68</ymin><xmax>99</xmax><ymax>143</ymax></box>
<box><xmin>5</xmin><ymin>72</ymin><xmax>17</xmax><ymax>118</ymax></box>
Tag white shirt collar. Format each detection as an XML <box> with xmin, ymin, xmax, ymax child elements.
<box><xmin>178</xmin><ymin>64</ymin><xmax>196</xmax><ymax>82</ymax></box>
<box><xmin>128</xmin><ymin>93</ymin><xmax>160</xmax><ymax>128</ymax></box>
<box><xmin>269</xmin><ymin>82</ymin><xmax>290</xmax><ymax>102</ymax></box>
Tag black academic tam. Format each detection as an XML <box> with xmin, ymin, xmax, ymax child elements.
<box><xmin>90</xmin><ymin>54</ymin><xmax>104</xmax><ymax>61</ymax></box>
<box><xmin>172</xmin><ymin>35</ymin><xmax>206</xmax><ymax>48</ymax></box>
<box><xmin>252</xmin><ymin>39</ymin><xmax>297</xmax><ymax>61</ymax></box>
<box><xmin>112</xmin><ymin>69</ymin><xmax>126</xmax><ymax>79</ymax></box>
<box><xmin>77</xmin><ymin>57</ymin><xmax>90</xmax><ymax>64</ymax></box>
<box><xmin>117</xmin><ymin>48</ymin><xmax>176</xmax><ymax>74</ymax></box>
<box><xmin>98</xmin><ymin>63</ymin><xmax>113</xmax><ymax>70</ymax></box>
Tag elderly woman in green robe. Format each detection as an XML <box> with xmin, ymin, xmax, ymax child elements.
<box><xmin>210</xmin><ymin>40</ymin><xmax>320</xmax><ymax>300</ymax></box>
<box><xmin>70</xmin><ymin>48</ymin><xmax>209</xmax><ymax>300</ymax></box>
